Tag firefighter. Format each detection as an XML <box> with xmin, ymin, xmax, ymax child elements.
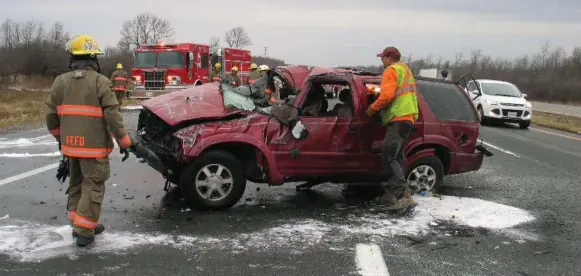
<box><xmin>258</xmin><ymin>64</ymin><xmax>270</xmax><ymax>77</ymax></box>
<box><xmin>247</xmin><ymin>63</ymin><xmax>261</xmax><ymax>84</ymax></box>
<box><xmin>227</xmin><ymin>66</ymin><xmax>241</xmax><ymax>87</ymax></box>
<box><xmin>209</xmin><ymin>63</ymin><xmax>222</xmax><ymax>82</ymax></box>
<box><xmin>45</xmin><ymin>34</ymin><xmax>133</xmax><ymax>247</ymax></box>
<box><xmin>365</xmin><ymin>46</ymin><xmax>419</xmax><ymax>212</ymax></box>
<box><xmin>110</xmin><ymin>63</ymin><xmax>129</xmax><ymax>110</ymax></box>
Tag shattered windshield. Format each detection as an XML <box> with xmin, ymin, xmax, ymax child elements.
<box><xmin>222</xmin><ymin>83</ymin><xmax>256</xmax><ymax>111</ymax></box>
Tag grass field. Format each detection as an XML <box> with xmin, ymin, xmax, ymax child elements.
<box><xmin>0</xmin><ymin>89</ymin><xmax>141</xmax><ymax>130</ymax></box>
<box><xmin>532</xmin><ymin>110</ymin><xmax>581</xmax><ymax>134</ymax></box>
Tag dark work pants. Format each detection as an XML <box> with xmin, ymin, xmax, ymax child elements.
<box><xmin>381</xmin><ymin>121</ymin><xmax>413</xmax><ymax>196</ymax></box>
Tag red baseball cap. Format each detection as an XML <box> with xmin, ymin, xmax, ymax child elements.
<box><xmin>377</xmin><ymin>47</ymin><xmax>401</xmax><ymax>59</ymax></box>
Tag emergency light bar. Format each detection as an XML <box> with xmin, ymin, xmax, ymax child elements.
<box><xmin>366</xmin><ymin>83</ymin><xmax>381</xmax><ymax>94</ymax></box>
<box><xmin>141</xmin><ymin>43</ymin><xmax>178</xmax><ymax>49</ymax></box>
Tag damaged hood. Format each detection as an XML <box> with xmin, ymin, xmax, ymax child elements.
<box><xmin>140</xmin><ymin>82</ymin><xmax>243</xmax><ymax>126</ymax></box>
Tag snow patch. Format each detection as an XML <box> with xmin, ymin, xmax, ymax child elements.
<box><xmin>0</xmin><ymin>151</ymin><xmax>61</xmax><ymax>157</ymax></box>
<box><xmin>0</xmin><ymin>215</ymin><xmax>8</xmax><ymax>220</ymax></box>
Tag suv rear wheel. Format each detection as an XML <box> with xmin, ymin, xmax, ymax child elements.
<box><xmin>406</xmin><ymin>156</ymin><xmax>444</xmax><ymax>194</ymax></box>
<box><xmin>180</xmin><ymin>150</ymin><xmax>246</xmax><ymax>210</ymax></box>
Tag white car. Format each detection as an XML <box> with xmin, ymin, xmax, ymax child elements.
<box><xmin>465</xmin><ymin>79</ymin><xmax>532</xmax><ymax>129</ymax></box>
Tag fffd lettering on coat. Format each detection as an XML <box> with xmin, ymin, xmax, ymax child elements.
<box><xmin>65</xmin><ymin>136</ymin><xmax>85</xmax><ymax>147</ymax></box>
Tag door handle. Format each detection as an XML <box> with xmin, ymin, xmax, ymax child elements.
<box><xmin>348</xmin><ymin>125</ymin><xmax>360</xmax><ymax>133</ymax></box>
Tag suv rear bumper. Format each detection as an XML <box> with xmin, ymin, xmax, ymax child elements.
<box><xmin>447</xmin><ymin>144</ymin><xmax>493</xmax><ymax>174</ymax></box>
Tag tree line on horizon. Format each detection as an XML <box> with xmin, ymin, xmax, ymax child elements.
<box><xmin>1</xmin><ymin>13</ymin><xmax>580</xmax><ymax>103</ymax></box>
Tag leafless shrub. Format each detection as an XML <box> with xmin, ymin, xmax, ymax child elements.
<box><xmin>224</xmin><ymin>26</ymin><xmax>252</xmax><ymax>49</ymax></box>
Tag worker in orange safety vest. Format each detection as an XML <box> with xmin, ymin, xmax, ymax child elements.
<box><xmin>365</xmin><ymin>46</ymin><xmax>419</xmax><ymax>212</ymax></box>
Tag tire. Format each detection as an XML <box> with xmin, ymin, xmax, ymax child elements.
<box><xmin>405</xmin><ymin>155</ymin><xmax>444</xmax><ymax>194</ymax></box>
<box><xmin>477</xmin><ymin>106</ymin><xmax>487</xmax><ymax>125</ymax></box>
<box><xmin>179</xmin><ymin>150</ymin><xmax>246</xmax><ymax>210</ymax></box>
<box><xmin>519</xmin><ymin>120</ymin><xmax>530</xmax><ymax>129</ymax></box>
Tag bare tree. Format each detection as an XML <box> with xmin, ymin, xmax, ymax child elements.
<box><xmin>209</xmin><ymin>36</ymin><xmax>220</xmax><ymax>54</ymax></box>
<box><xmin>224</xmin><ymin>26</ymin><xmax>251</xmax><ymax>48</ymax></box>
<box><xmin>117</xmin><ymin>13</ymin><xmax>174</xmax><ymax>52</ymax></box>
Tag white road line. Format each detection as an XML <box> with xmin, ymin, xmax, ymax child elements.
<box><xmin>478</xmin><ymin>139</ymin><xmax>520</xmax><ymax>157</ymax></box>
<box><xmin>355</xmin><ymin>244</ymin><xmax>390</xmax><ymax>276</ymax></box>
<box><xmin>0</xmin><ymin>163</ymin><xmax>59</xmax><ymax>187</ymax></box>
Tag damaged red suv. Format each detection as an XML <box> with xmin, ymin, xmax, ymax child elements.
<box><xmin>131</xmin><ymin>66</ymin><xmax>492</xmax><ymax>210</ymax></box>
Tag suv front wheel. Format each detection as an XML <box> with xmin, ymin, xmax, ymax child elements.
<box><xmin>406</xmin><ymin>156</ymin><xmax>444</xmax><ymax>194</ymax></box>
<box><xmin>180</xmin><ymin>150</ymin><xmax>246</xmax><ymax>210</ymax></box>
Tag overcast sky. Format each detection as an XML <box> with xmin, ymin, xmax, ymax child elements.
<box><xmin>2</xmin><ymin>0</ymin><xmax>580</xmax><ymax>66</ymax></box>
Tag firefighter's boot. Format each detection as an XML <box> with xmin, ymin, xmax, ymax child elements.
<box><xmin>72</xmin><ymin>224</ymin><xmax>105</xmax><ymax>238</ymax></box>
<box><xmin>76</xmin><ymin>235</ymin><xmax>95</xmax><ymax>247</ymax></box>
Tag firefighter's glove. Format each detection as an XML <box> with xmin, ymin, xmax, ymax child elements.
<box><xmin>56</xmin><ymin>157</ymin><xmax>69</xmax><ymax>183</ymax></box>
<box><xmin>120</xmin><ymin>147</ymin><xmax>130</xmax><ymax>162</ymax></box>
<box><xmin>365</xmin><ymin>107</ymin><xmax>377</xmax><ymax>117</ymax></box>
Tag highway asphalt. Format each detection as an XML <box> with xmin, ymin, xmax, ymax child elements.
<box><xmin>532</xmin><ymin>101</ymin><xmax>581</xmax><ymax>117</ymax></box>
<box><xmin>1</xmin><ymin>109</ymin><xmax>580</xmax><ymax>276</ymax></box>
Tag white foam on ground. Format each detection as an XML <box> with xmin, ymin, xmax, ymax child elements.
<box><xmin>339</xmin><ymin>196</ymin><xmax>535</xmax><ymax>239</ymax></box>
<box><xmin>0</xmin><ymin>136</ymin><xmax>57</xmax><ymax>149</ymax></box>
<box><xmin>0</xmin><ymin>220</ymin><xmax>330</xmax><ymax>262</ymax></box>
<box><xmin>0</xmin><ymin>151</ymin><xmax>61</xmax><ymax>157</ymax></box>
<box><xmin>0</xmin><ymin>196</ymin><xmax>535</xmax><ymax>263</ymax></box>
<box><xmin>121</xmin><ymin>105</ymin><xmax>143</xmax><ymax>110</ymax></box>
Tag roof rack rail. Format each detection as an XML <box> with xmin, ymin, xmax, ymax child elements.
<box><xmin>335</xmin><ymin>67</ymin><xmax>381</xmax><ymax>76</ymax></box>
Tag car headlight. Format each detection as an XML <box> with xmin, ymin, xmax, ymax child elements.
<box><xmin>167</xmin><ymin>76</ymin><xmax>181</xmax><ymax>85</ymax></box>
<box><xmin>485</xmin><ymin>99</ymin><xmax>499</xmax><ymax>105</ymax></box>
<box><xmin>525</xmin><ymin>102</ymin><xmax>532</xmax><ymax>108</ymax></box>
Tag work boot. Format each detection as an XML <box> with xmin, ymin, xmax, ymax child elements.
<box><xmin>375</xmin><ymin>186</ymin><xmax>417</xmax><ymax>211</ymax></box>
<box><xmin>76</xmin><ymin>235</ymin><xmax>95</xmax><ymax>247</ymax></box>
<box><xmin>72</xmin><ymin>224</ymin><xmax>105</xmax><ymax>238</ymax></box>
<box><xmin>385</xmin><ymin>187</ymin><xmax>417</xmax><ymax>211</ymax></box>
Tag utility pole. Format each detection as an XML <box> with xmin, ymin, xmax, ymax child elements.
<box><xmin>264</xmin><ymin>46</ymin><xmax>268</xmax><ymax>57</ymax></box>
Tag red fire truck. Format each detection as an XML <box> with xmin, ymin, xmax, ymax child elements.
<box><xmin>130</xmin><ymin>42</ymin><xmax>252</xmax><ymax>99</ymax></box>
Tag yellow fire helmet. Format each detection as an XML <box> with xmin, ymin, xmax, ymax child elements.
<box><xmin>250</xmin><ymin>63</ymin><xmax>257</xmax><ymax>69</ymax></box>
<box><xmin>116</xmin><ymin>63</ymin><xmax>123</xmax><ymax>69</ymax></box>
<box><xmin>65</xmin><ymin>34</ymin><xmax>103</xmax><ymax>56</ymax></box>
<box><xmin>231</xmin><ymin>66</ymin><xmax>239</xmax><ymax>71</ymax></box>
<box><xmin>215</xmin><ymin>63</ymin><xmax>222</xmax><ymax>69</ymax></box>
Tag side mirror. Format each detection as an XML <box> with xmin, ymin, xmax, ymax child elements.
<box><xmin>188</xmin><ymin>52</ymin><xmax>194</xmax><ymax>68</ymax></box>
<box><xmin>522</xmin><ymin>93</ymin><xmax>527</xmax><ymax>98</ymax></box>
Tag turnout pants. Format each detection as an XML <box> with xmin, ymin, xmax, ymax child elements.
<box><xmin>66</xmin><ymin>156</ymin><xmax>110</xmax><ymax>237</ymax></box>
<box><xmin>115</xmin><ymin>90</ymin><xmax>124</xmax><ymax>110</ymax></box>
<box><xmin>381</xmin><ymin>121</ymin><xmax>413</xmax><ymax>197</ymax></box>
